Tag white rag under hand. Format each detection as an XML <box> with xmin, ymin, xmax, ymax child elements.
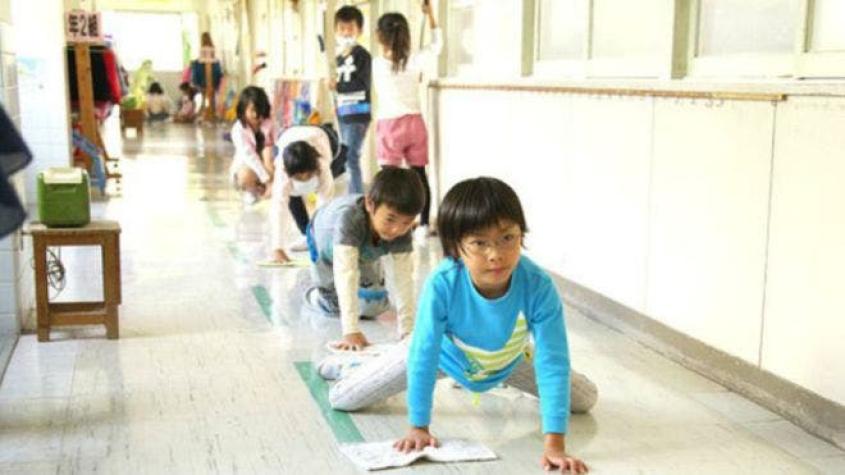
<box><xmin>339</xmin><ymin>438</ymin><xmax>497</xmax><ymax>471</ymax></box>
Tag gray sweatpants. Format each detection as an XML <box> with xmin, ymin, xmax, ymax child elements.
<box><xmin>312</xmin><ymin>256</ymin><xmax>388</xmax><ymax>316</ymax></box>
<box><xmin>328</xmin><ymin>342</ymin><xmax>598</xmax><ymax>414</ymax></box>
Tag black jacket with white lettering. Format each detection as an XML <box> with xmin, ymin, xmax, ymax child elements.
<box><xmin>335</xmin><ymin>45</ymin><xmax>372</xmax><ymax>123</ymax></box>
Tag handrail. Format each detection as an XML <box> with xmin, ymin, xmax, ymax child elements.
<box><xmin>429</xmin><ymin>81</ymin><xmax>786</xmax><ymax>102</ymax></box>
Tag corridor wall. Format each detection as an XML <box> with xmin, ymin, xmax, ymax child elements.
<box><xmin>434</xmin><ymin>85</ymin><xmax>845</xmax><ymax>409</ymax></box>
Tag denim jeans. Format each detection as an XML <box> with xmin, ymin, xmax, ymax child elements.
<box><xmin>339</xmin><ymin>120</ymin><xmax>370</xmax><ymax>194</ymax></box>
<box><xmin>288</xmin><ymin>196</ymin><xmax>309</xmax><ymax>235</ymax></box>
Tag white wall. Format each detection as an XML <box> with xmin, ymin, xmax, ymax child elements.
<box><xmin>1</xmin><ymin>0</ymin><xmax>74</xmax><ymax>352</ymax></box>
<box><xmin>435</xmin><ymin>87</ymin><xmax>845</xmax><ymax>406</ymax></box>
<box><xmin>0</xmin><ymin>8</ymin><xmax>23</xmax><ymax>373</ymax></box>
<box><xmin>14</xmin><ymin>0</ymin><xmax>72</xmax><ymax>205</ymax></box>
<box><xmin>763</xmin><ymin>96</ymin><xmax>845</xmax><ymax>405</ymax></box>
<box><xmin>647</xmin><ymin>98</ymin><xmax>774</xmax><ymax>364</ymax></box>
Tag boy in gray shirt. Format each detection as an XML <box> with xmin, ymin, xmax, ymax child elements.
<box><xmin>305</xmin><ymin>168</ymin><xmax>425</xmax><ymax>350</ymax></box>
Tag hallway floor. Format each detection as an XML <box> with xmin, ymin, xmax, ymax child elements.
<box><xmin>0</xmin><ymin>123</ymin><xmax>843</xmax><ymax>474</ymax></box>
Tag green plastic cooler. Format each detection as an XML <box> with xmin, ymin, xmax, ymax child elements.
<box><xmin>37</xmin><ymin>167</ymin><xmax>91</xmax><ymax>227</ymax></box>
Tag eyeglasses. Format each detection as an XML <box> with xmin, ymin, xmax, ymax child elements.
<box><xmin>461</xmin><ymin>231</ymin><xmax>522</xmax><ymax>257</ymax></box>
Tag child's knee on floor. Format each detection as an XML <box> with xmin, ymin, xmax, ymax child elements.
<box><xmin>308</xmin><ymin>169</ymin><xmax>427</xmax><ymax>344</ymax></box>
<box><xmin>236</xmin><ymin>167</ymin><xmax>260</xmax><ymax>190</ymax></box>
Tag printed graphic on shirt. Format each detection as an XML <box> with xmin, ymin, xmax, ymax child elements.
<box><xmin>337</xmin><ymin>91</ymin><xmax>367</xmax><ymax>106</ymax></box>
<box><xmin>338</xmin><ymin>55</ymin><xmax>357</xmax><ymax>83</ymax></box>
<box><xmin>451</xmin><ymin>313</ymin><xmax>529</xmax><ymax>382</ymax></box>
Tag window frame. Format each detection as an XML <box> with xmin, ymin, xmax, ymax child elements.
<box><xmin>441</xmin><ymin>0</ymin><xmax>524</xmax><ymax>79</ymax></box>
<box><xmin>795</xmin><ymin>0</ymin><xmax>845</xmax><ymax>78</ymax></box>
<box><xmin>531</xmin><ymin>0</ymin><xmax>590</xmax><ymax>78</ymax></box>
<box><xmin>686</xmin><ymin>0</ymin><xmax>799</xmax><ymax>78</ymax></box>
<box><xmin>687</xmin><ymin>0</ymin><xmax>845</xmax><ymax>79</ymax></box>
<box><xmin>530</xmin><ymin>0</ymin><xmax>675</xmax><ymax>80</ymax></box>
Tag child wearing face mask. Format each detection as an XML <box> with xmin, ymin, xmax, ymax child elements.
<box><xmin>332</xmin><ymin>5</ymin><xmax>371</xmax><ymax>195</ymax></box>
<box><xmin>269</xmin><ymin>125</ymin><xmax>340</xmax><ymax>264</ymax></box>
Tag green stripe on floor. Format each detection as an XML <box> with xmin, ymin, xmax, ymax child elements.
<box><xmin>226</xmin><ymin>242</ymin><xmax>249</xmax><ymax>263</ymax></box>
<box><xmin>206</xmin><ymin>204</ymin><xmax>225</xmax><ymax>228</ymax></box>
<box><xmin>251</xmin><ymin>285</ymin><xmax>272</xmax><ymax>321</ymax></box>
<box><xmin>294</xmin><ymin>361</ymin><xmax>365</xmax><ymax>444</ymax></box>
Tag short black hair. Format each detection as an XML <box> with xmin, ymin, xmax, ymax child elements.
<box><xmin>437</xmin><ymin>177</ymin><xmax>527</xmax><ymax>259</ymax></box>
<box><xmin>178</xmin><ymin>81</ymin><xmax>192</xmax><ymax>93</ymax></box>
<box><xmin>148</xmin><ymin>82</ymin><xmax>164</xmax><ymax>95</ymax></box>
<box><xmin>236</xmin><ymin>86</ymin><xmax>271</xmax><ymax>123</ymax></box>
<box><xmin>335</xmin><ymin>5</ymin><xmax>364</xmax><ymax>29</ymax></box>
<box><xmin>368</xmin><ymin>167</ymin><xmax>424</xmax><ymax>217</ymax></box>
<box><xmin>283</xmin><ymin>141</ymin><xmax>320</xmax><ymax>176</ymax></box>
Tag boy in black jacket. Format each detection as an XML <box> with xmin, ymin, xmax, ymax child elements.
<box><xmin>332</xmin><ymin>5</ymin><xmax>371</xmax><ymax>195</ymax></box>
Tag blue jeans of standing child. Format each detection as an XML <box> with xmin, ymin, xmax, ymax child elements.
<box><xmin>339</xmin><ymin>120</ymin><xmax>370</xmax><ymax>194</ymax></box>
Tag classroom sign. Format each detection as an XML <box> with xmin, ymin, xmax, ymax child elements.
<box><xmin>66</xmin><ymin>11</ymin><xmax>104</xmax><ymax>43</ymax></box>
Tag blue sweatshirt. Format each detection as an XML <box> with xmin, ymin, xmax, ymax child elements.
<box><xmin>406</xmin><ymin>255</ymin><xmax>572</xmax><ymax>434</ymax></box>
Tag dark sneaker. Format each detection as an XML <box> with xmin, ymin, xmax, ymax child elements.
<box><xmin>360</xmin><ymin>297</ymin><xmax>391</xmax><ymax>319</ymax></box>
<box><xmin>303</xmin><ymin>287</ymin><xmax>339</xmax><ymax>317</ymax></box>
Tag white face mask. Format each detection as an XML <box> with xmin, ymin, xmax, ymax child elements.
<box><xmin>336</xmin><ymin>35</ymin><xmax>356</xmax><ymax>50</ymax></box>
<box><xmin>290</xmin><ymin>175</ymin><xmax>319</xmax><ymax>196</ymax></box>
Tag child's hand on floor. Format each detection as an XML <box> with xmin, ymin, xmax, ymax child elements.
<box><xmin>271</xmin><ymin>249</ymin><xmax>290</xmax><ymax>263</ymax></box>
<box><xmin>393</xmin><ymin>427</ymin><xmax>438</xmax><ymax>453</ymax></box>
<box><xmin>541</xmin><ymin>434</ymin><xmax>588</xmax><ymax>473</ymax></box>
<box><xmin>330</xmin><ymin>332</ymin><xmax>370</xmax><ymax>351</ymax></box>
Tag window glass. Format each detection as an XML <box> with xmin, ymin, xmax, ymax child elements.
<box><xmin>698</xmin><ymin>0</ymin><xmax>799</xmax><ymax>56</ymax></box>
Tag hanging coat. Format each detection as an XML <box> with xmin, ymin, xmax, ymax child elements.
<box><xmin>0</xmin><ymin>105</ymin><xmax>32</xmax><ymax>238</ymax></box>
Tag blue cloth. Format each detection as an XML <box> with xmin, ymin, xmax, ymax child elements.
<box><xmin>339</xmin><ymin>121</ymin><xmax>369</xmax><ymax>194</ymax></box>
<box><xmin>190</xmin><ymin>60</ymin><xmax>223</xmax><ymax>89</ymax></box>
<box><xmin>71</xmin><ymin>130</ymin><xmax>106</xmax><ymax>193</ymax></box>
<box><xmin>407</xmin><ymin>255</ymin><xmax>572</xmax><ymax>434</ymax></box>
<box><xmin>337</xmin><ymin>103</ymin><xmax>371</xmax><ymax>116</ymax></box>
<box><xmin>305</xmin><ymin>221</ymin><xmax>318</xmax><ymax>263</ymax></box>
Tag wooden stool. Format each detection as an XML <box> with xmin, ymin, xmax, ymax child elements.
<box><xmin>119</xmin><ymin>107</ymin><xmax>144</xmax><ymax>135</ymax></box>
<box><xmin>26</xmin><ymin>221</ymin><xmax>122</xmax><ymax>342</ymax></box>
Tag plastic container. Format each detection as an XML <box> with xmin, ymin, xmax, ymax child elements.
<box><xmin>37</xmin><ymin>167</ymin><xmax>91</xmax><ymax>227</ymax></box>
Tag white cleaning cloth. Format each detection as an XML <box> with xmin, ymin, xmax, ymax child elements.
<box><xmin>257</xmin><ymin>259</ymin><xmax>310</xmax><ymax>268</ymax></box>
<box><xmin>339</xmin><ymin>438</ymin><xmax>497</xmax><ymax>471</ymax></box>
<box><xmin>325</xmin><ymin>342</ymin><xmax>395</xmax><ymax>356</ymax></box>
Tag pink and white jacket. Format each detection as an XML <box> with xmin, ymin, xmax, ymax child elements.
<box><xmin>229</xmin><ymin>118</ymin><xmax>277</xmax><ymax>184</ymax></box>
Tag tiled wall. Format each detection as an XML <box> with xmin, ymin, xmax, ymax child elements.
<box><xmin>0</xmin><ymin>19</ymin><xmax>25</xmax><ymax>376</ymax></box>
<box><xmin>16</xmin><ymin>5</ymin><xmax>73</xmax><ymax>207</ymax></box>
<box><xmin>10</xmin><ymin>3</ymin><xmax>73</xmax><ymax>337</ymax></box>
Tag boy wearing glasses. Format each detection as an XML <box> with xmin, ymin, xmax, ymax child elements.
<box><xmin>323</xmin><ymin>177</ymin><xmax>596</xmax><ymax>474</ymax></box>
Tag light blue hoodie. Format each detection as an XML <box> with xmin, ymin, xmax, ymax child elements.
<box><xmin>407</xmin><ymin>255</ymin><xmax>572</xmax><ymax>434</ymax></box>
